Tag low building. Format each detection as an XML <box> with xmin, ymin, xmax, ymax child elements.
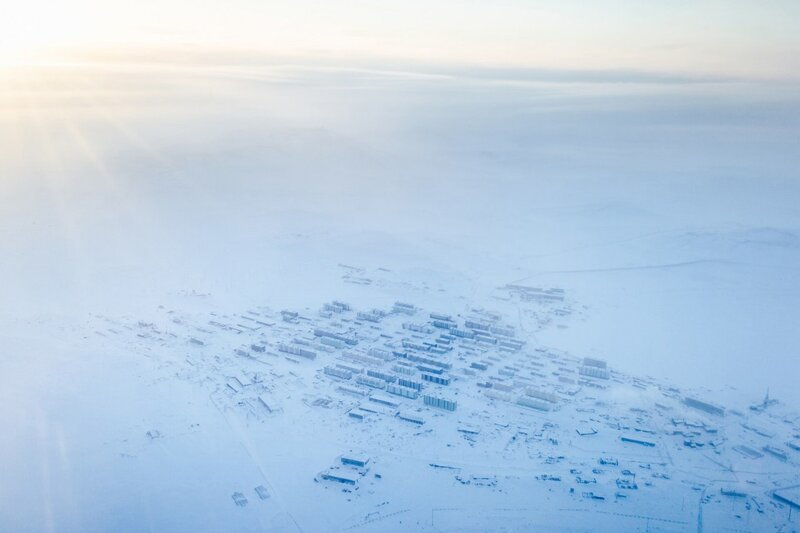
<box><xmin>773</xmin><ymin>485</ymin><xmax>800</xmax><ymax>509</ymax></box>
<box><xmin>683</xmin><ymin>397</ymin><xmax>725</xmax><ymax>416</ymax></box>
<box><xmin>397</xmin><ymin>412</ymin><xmax>425</xmax><ymax>425</ymax></box>
<box><xmin>341</xmin><ymin>454</ymin><xmax>370</xmax><ymax>468</ymax></box>
<box><xmin>620</xmin><ymin>435</ymin><xmax>656</xmax><ymax>447</ymax></box>
<box><xmin>320</xmin><ymin>470</ymin><xmax>359</xmax><ymax>486</ymax></box>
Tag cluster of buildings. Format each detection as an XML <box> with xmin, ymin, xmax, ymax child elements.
<box><xmin>104</xmin><ymin>284</ymin><xmax>800</xmax><ymax>530</ymax></box>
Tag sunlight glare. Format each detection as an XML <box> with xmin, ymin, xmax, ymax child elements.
<box><xmin>0</xmin><ymin>3</ymin><xmax>93</xmax><ymax>67</ymax></box>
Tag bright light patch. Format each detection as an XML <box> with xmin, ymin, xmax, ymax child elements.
<box><xmin>0</xmin><ymin>2</ymin><xmax>111</xmax><ymax>67</ymax></box>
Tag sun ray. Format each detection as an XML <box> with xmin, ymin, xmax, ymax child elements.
<box><xmin>70</xmin><ymin>71</ymin><xmax>171</xmax><ymax>167</ymax></box>
<box><xmin>18</xmin><ymin>70</ymin><xmax>92</xmax><ymax>290</ymax></box>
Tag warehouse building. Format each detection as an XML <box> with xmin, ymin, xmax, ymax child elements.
<box><xmin>320</xmin><ymin>471</ymin><xmax>359</xmax><ymax>486</ymax></box>
<box><xmin>340</xmin><ymin>454</ymin><xmax>370</xmax><ymax>468</ymax></box>
<box><xmin>620</xmin><ymin>435</ymin><xmax>656</xmax><ymax>447</ymax></box>
<box><xmin>684</xmin><ymin>397</ymin><xmax>726</xmax><ymax>417</ymax></box>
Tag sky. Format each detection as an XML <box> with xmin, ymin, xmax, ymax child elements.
<box><xmin>2</xmin><ymin>1</ymin><xmax>800</xmax><ymax>80</ymax></box>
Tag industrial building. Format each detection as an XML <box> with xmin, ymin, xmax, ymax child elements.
<box><xmin>684</xmin><ymin>397</ymin><xmax>726</xmax><ymax>417</ymax></box>
<box><xmin>320</xmin><ymin>471</ymin><xmax>358</xmax><ymax>486</ymax></box>
<box><xmin>620</xmin><ymin>435</ymin><xmax>656</xmax><ymax>447</ymax></box>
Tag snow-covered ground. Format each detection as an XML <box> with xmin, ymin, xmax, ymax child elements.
<box><xmin>3</xmin><ymin>288</ymin><xmax>799</xmax><ymax>531</ymax></box>
<box><xmin>1</xmin><ymin>59</ymin><xmax>799</xmax><ymax>530</ymax></box>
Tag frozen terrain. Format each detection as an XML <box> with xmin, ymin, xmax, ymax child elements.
<box><xmin>1</xmin><ymin>56</ymin><xmax>799</xmax><ymax>530</ymax></box>
<box><xmin>3</xmin><ymin>288</ymin><xmax>800</xmax><ymax>532</ymax></box>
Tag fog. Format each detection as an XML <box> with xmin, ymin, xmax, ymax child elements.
<box><xmin>2</xmin><ymin>50</ymin><xmax>800</xmax><ymax>531</ymax></box>
<box><xmin>3</xmin><ymin>57</ymin><xmax>798</xmax><ymax>394</ymax></box>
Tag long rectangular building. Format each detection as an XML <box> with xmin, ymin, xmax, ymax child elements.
<box><xmin>684</xmin><ymin>397</ymin><xmax>725</xmax><ymax>416</ymax></box>
<box><xmin>423</xmin><ymin>394</ymin><xmax>457</xmax><ymax>411</ymax></box>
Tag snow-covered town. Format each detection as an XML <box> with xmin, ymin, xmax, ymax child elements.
<box><xmin>73</xmin><ymin>278</ymin><xmax>799</xmax><ymax>531</ymax></box>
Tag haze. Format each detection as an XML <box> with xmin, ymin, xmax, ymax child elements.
<box><xmin>1</xmin><ymin>2</ymin><xmax>799</xmax><ymax>531</ymax></box>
